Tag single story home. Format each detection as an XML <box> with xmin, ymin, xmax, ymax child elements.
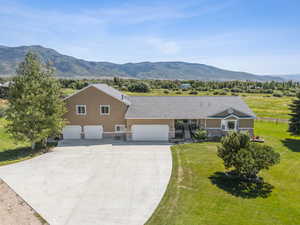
<box><xmin>63</xmin><ymin>84</ymin><xmax>256</xmax><ymax>141</ymax></box>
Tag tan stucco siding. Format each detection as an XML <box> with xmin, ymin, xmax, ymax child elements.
<box><xmin>126</xmin><ymin>119</ymin><xmax>175</xmax><ymax>131</ymax></box>
<box><xmin>206</xmin><ymin>119</ymin><xmax>221</xmax><ymax>128</ymax></box>
<box><xmin>64</xmin><ymin>86</ymin><xmax>128</xmax><ymax>132</ymax></box>
<box><xmin>239</xmin><ymin>119</ymin><xmax>254</xmax><ymax>128</ymax></box>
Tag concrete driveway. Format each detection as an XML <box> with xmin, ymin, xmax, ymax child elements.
<box><xmin>0</xmin><ymin>140</ymin><xmax>172</xmax><ymax>225</ymax></box>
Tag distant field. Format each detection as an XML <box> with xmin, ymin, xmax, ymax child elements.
<box><xmin>62</xmin><ymin>88</ymin><xmax>76</xmax><ymax>96</ymax></box>
<box><xmin>243</xmin><ymin>95</ymin><xmax>292</xmax><ymax>120</ymax></box>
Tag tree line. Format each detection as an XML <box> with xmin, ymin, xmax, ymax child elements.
<box><xmin>57</xmin><ymin>77</ymin><xmax>300</xmax><ymax>97</ymax></box>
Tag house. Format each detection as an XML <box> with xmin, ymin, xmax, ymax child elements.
<box><xmin>63</xmin><ymin>84</ymin><xmax>255</xmax><ymax>141</ymax></box>
<box><xmin>179</xmin><ymin>83</ymin><xmax>191</xmax><ymax>89</ymax></box>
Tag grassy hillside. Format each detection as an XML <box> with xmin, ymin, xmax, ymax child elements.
<box><xmin>146</xmin><ymin>121</ymin><xmax>300</xmax><ymax>225</ymax></box>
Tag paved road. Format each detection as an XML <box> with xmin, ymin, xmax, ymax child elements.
<box><xmin>0</xmin><ymin>140</ymin><xmax>172</xmax><ymax>225</ymax></box>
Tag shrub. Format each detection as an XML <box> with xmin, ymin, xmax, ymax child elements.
<box><xmin>163</xmin><ymin>90</ymin><xmax>170</xmax><ymax>94</ymax></box>
<box><xmin>273</xmin><ymin>91</ymin><xmax>283</xmax><ymax>97</ymax></box>
<box><xmin>189</xmin><ymin>90</ymin><xmax>198</xmax><ymax>95</ymax></box>
<box><xmin>175</xmin><ymin>91</ymin><xmax>182</xmax><ymax>95</ymax></box>
<box><xmin>194</xmin><ymin>129</ymin><xmax>208</xmax><ymax>141</ymax></box>
<box><xmin>128</xmin><ymin>82</ymin><xmax>150</xmax><ymax>93</ymax></box>
<box><xmin>0</xmin><ymin>105</ymin><xmax>8</xmax><ymax>117</ymax></box>
<box><xmin>231</xmin><ymin>88</ymin><xmax>242</xmax><ymax>93</ymax></box>
<box><xmin>213</xmin><ymin>90</ymin><xmax>227</xmax><ymax>95</ymax></box>
<box><xmin>217</xmin><ymin>132</ymin><xmax>280</xmax><ymax>179</ymax></box>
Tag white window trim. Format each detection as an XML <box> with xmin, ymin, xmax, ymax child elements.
<box><xmin>222</xmin><ymin>119</ymin><xmax>238</xmax><ymax>131</ymax></box>
<box><xmin>76</xmin><ymin>104</ymin><xmax>87</xmax><ymax>115</ymax></box>
<box><xmin>223</xmin><ymin>114</ymin><xmax>240</xmax><ymax>120</ymax></box>
<box><xmin>115</xmin><ymin>124</ymin><xmax>126</xmax><ymax>133</ymax></box>
<box><xmin>100</xmin><ymin>105</ymin><xmax>110</xmax><ymax>115</ymax></box>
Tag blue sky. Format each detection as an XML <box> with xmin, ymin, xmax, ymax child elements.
<box><xmin>0</xmin><ymin>0</ymin><xmax>299</xmax><ymax>74</ymax></box>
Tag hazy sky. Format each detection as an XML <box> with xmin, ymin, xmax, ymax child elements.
<box><xmin>0</xmin><ymin>0</ymin><xmax>299</xmax><ymax>75</ymax></box>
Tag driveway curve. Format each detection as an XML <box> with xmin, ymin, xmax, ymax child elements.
<box><xmin>0</xmin><ymin>140</ymin><xmax>172</xmax><ymax>225</ymax></box>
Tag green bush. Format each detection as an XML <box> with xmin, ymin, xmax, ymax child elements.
<box><xmin>163</xmin><ymin>90</ymin><xmax>170</xmax><ymax>94</ymax></box>
<box><xmin>175</xmin><ymin>91</ymin><xmax>182</xmax><ymax>95</ymax></box>
<box><xmin>273</xmin><ymin>91</ymin><xmax>283</xmax><ymax>97</ymax></box>
<box><xmin>213</xmin><ymin>90</ymin><xmax>227</xmax><ymax>95</ymax></box>
<box><xmin>217</xmin><ymin>132</ymin><xmax>280</xmax><ymax>179</ymax></box>
<box><xmin>0</xmin><ymin>105</ymin><xmax>8</xmax><ymax>117</ymax></box>
<box><xmin>128</xmin><ymin>82</ymin><xmax>150</xmax><ymax>93</ymax></box>
<box><xmin>194</xmin><ymin>129</ymin><xmax>208</xmax><ymax>141</ymax></box>
<box><xmin>189</xmin><ymin>90</ymin><xmax>198</xmax><ymax>95</ymax></box>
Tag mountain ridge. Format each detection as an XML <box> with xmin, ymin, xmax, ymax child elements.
<box><xmin>0</xmin><ymin>45</ymin><xmax>284</xmax><ymax>81</ymax></box>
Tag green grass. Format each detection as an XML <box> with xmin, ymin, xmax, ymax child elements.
<box><xmin>62</xmin><ymin>88</ymin><xmax>77</xmax><ymax>96</ymax></box>
<box><xmin>0</xmin><ymin>118</ymin><xmax>44</xmax><ymax>166</ymax></box>
<box><xmin>244</xmin><ymin>95</ymin><xmax>293</xmax><ymax>119</ymax></box>
<box><xmin>146</xmin><ymin>121</ymin><xmax>300</xmax><ymax>225</ymax></box>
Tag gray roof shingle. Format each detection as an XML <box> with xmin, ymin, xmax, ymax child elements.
<box><xmin>92</xmin><ymin>84</ymin><xmax>131</xmax><ymax>105</ymax></box>
<box><xmin>125</xmin><ymin>96</ymin><xmax>255</xmax><ymax>119</ymax></box>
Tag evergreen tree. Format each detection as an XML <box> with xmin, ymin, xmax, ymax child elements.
<box><xmin>289</xmin><ymin>91</ymin><xmax>300</xmax><ymax>135</ymax></box>
<box><xmin>217</xmin><ymin>132</ymin><xmax>280</xmax><ymax>179</ymax></box>
<box><xmin>6</xmin><ymin>52</ymin><xmax>66</xmax><ymax>149</ymax></box>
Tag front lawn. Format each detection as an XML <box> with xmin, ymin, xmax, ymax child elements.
<box><xmin>146</xmin><ymin>121</ymin><xmax>300</xmax><ymax>225</ymax></box>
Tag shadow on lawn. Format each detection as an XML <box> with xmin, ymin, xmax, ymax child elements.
<box><xmin>0</xmin><ymin>142</ymin><xmax>57</xmax><ymax>164</ymax></box>
<box><xmin>0</xmin><ymin>147</ymin><xmax>38</xmax><ymax>163</ymax></box>
<box><xmin>209</xmin><ymin>172</ymin><xmax>274</xmax><ymax>199</ymax></box>
<box><xmin>281</xmin><ymin>139</ymin><xmax>300</xmax><ymax>153</ymax></box>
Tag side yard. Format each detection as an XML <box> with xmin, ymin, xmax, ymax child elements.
<box><xmin>0</xmin><ymin>118</ymin><xmax>47</xmax><ymax>166</ymax></box>
<box><xmin>146</xmin><ymin>121</ymin><xmax>300</xmax><ymax>225</ymax></box>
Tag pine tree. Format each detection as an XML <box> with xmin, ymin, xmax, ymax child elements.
<box><xmin>6</xmin><ymin>52</ymin><xmax>66</xmax><ymax>149</ymax></box>
<box><xmin>289</xmin><ymin>91</ymin><xmax>300</xmax><ymax>135</ymax></box>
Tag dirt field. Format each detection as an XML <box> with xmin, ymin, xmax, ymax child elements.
<box><xmin>0</xmin><ymin>179</ymin><xmax>48</xmax><ymax>225</ymax></box>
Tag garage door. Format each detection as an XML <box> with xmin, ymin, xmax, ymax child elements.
<box><xmin>62</xmin><ymin>126</ymin><xmax>82</xmax><ymax>139</ymax></box>
<box><xmin>132</xmin><ymin>125</ymin><xmax>169</xmax><ymax>141</ymax></box>
<box><xmin>84</xmin><ymin>125</ymin><xmax>103</xmax><ymax>139</ymax></box>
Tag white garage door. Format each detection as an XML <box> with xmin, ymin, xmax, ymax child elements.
<box><xmin>132</xmin><ymin>125</ymin><xmax>169</xmax><ymax>141</ymax></box>
<box><xmin>62</xmin><ymin>126</ymin><xmax>82</xmax><ymax>139</ymax></box>
<box><xmin>84</xmin><ymin>125</ymin><xmax>103</xmax><ymax>139</ymax></box>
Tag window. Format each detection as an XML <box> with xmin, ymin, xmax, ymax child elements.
<box><xmin>227</xmin><ymin>121</ymin><xmax>236</xmax><ymax>130</ymax></box>
<box><xmin>100</xmin><ymin>105</ymin><xmax>110</xmax><ymax>115</ymax></box>
<box><xmin>115</xmin><ymin>125</ymin><xmax>126</xmax><ymax>133</ymax></box>
<box><xmin>76</xmin><ymin>105</ymin><xmax>86</xmax><ymax>115</ymax></box>
<box><xmin>222</xmin><ymin>120</ymin><xmax>237</xmax><ymax>131</ymax></box>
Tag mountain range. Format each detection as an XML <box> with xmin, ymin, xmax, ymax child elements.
<box><xmin>0</xmin><ymin>45</ymin><xmax>288</xmax><ymax>81</ymax></box>
<box><xmin>280</xmin><ymin>74</ymin><xmax>300</xmax><ymax>81</ymax></box>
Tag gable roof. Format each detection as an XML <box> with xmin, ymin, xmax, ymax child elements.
<box><xmin>125</xmin><ymin>96</ymin><xmax>255</xmax><ymax>119</ymax></box>
<box><xmin>64</xmin><ymin>84</ymin><xmax>131</xmax><ymax>105</ymax></box>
